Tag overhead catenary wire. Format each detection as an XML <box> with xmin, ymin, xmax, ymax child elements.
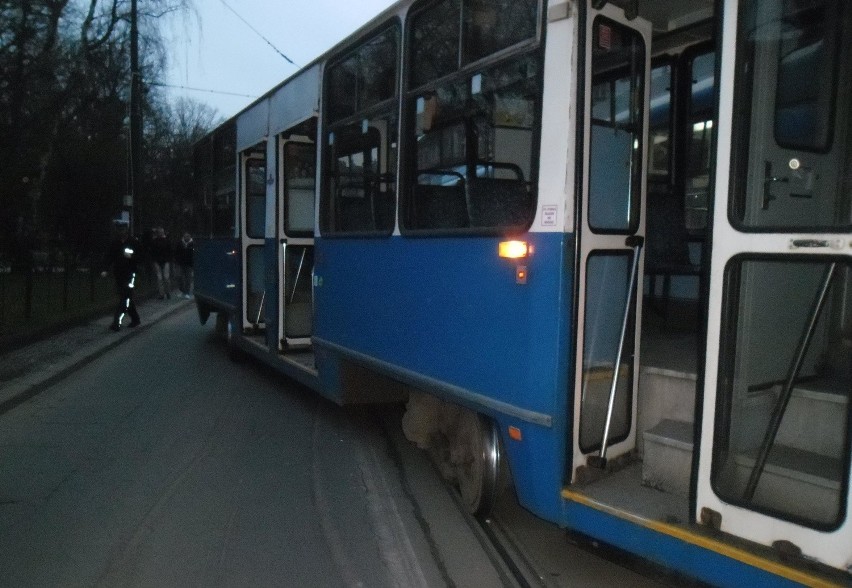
<box><xmin>151</xmin><ymin>81</ymin><xmax>258</xmax><ymax>99</ymax></box>
<box><xmin>217</xmin><ymin>0</ymin><xmax>299</xmax><ymax>66</ymax></box>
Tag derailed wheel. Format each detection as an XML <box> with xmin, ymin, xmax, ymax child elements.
<box><xmin>453</xmin><ymin>411</ymin><xmax>501</xmax><ymax>517</ymax></box>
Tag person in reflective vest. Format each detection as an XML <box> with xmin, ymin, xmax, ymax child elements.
<box><xmin>102</xmin><ymin>220</ymin><xmax>141</xmax><ymax>331</ymax></box>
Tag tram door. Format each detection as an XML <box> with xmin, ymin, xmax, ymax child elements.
<box><xmin>241</xmin><ymin>148</ymin><xmax>267</xmax><ymax>331</ymax></box>
<box><xmin>277</xmin><ymin>135</ymin><xmax>316</xmax><ymax>350</ymax></box>
<box><xmin>571</xmin><ymin>3</ymin><xmax>650</xmax><ymax>476</ymax></box>
<box><xmin>696</xmin><ymin>0</ymin><xmax>851</xmax><ymax>568</ymax></box>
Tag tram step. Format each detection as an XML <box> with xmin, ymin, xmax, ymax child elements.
<box><xmin>778</xmin><ymin>379</ymin><xmax>849</xmax><ymax>456</ymax></box>
<box><xmin>637</xmin><ymin>366</ymin><xmax>696</xmax><ymax>457</ymax></box>
<box><xmin>737</xmin><ymin>380</ymin><xmax>848</xmax><ymax>457</ymax></box>
<box><xmin>731</xmin><ymin>444</ymin><xmax>843</xmax><ymax>525</ymax></box>
<box><xmin>642</xmin><ymin>419</ymin><xmax>694</xmax><ymax>497</ymax></box>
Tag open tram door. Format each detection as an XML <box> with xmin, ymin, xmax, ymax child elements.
<box><xmin>695</xmin><ymin>0</ymin><xmax>852</xmax><ymax>569</ymax></box>
<box><xmin>276</xmin><ymin>119</ymin><xmax>317</xmax><ymax>350</ymax></box>
<box><xmin>241</xmin><ymin>146</ymin><xmax>267</xmax><ymax>332</ymax></box>
<box><xmin>571</xmin><ymin>3</ymin><xmax>650</xmax><ymax>478</ymax></box>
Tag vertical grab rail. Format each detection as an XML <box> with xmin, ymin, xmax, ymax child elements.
<box><xmin>743</xmin><ymin>261</ymin><xmax>837</xmax><ymax>501</ymax></box>
<box><xmin>589</xmin><ymin>236</ymin><xmax>644</xmax><ymax>469</ymax></box>
<box><xmin>289</xmin><ymin>247</ymin><xmax>307</xmax><ymax>305</ymax></box>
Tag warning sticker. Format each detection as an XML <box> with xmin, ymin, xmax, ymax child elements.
<box><xmin>541</xmin><ymin>205</ymin><xmax>558</xmax><ymax>227</ymax></box>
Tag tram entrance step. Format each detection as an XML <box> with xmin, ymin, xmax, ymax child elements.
<box><xmin>642</xmin><ymin>419</ymin><xmax>693</xmax><ymax>497</ymax></box>
<box><xmin>637</xmin><ymin>366</ymin><xmax>696</xmax><ymax>457</ymax></box>
<box><xmin>731</xmin><ymin>445</ymin><xmax>842</xmax><ymax>525</ymax></box>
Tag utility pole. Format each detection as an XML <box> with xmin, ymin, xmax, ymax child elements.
<box><xmin>128</xmin><ymin>0</ymin><xmax>141</xmax><ymax>234</ymax></box>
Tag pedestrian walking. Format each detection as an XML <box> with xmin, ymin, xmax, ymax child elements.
<box><xmin>149</xmin><ymin>226</ymin><xmax>172</xmax><ymax>299</ymax></box>
<box><xmin>101</xmin><ymin>220</ymin><xmax>141</xmax><ymax>331</ymax></box>
<box><xmin>175</xmin><ymin>232</ymin><xmax>194</xmax><ymax>299</ymax></box>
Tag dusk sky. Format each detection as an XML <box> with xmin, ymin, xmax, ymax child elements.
<box><xmin>165</xmin><ymin>0</ymin><xmax>397</xmax><ymax>119</ymax></box>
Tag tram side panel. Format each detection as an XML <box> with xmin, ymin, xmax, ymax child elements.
<box><xmin>312</xmin><ymin>232</ymin><xmax>574</xmax><ymax>522</ymax></box>
<box><xmin>194</xmin><ymin>237</ymin><xmax>240</xmax><ymax>320</ymax></box>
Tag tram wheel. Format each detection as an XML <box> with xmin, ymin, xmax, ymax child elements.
<box><xmin>453</xmin><ymin>411</ymin><xmax>501</xmax><ymax>517</ymax></box>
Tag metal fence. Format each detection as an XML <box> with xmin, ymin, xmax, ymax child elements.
<box><xmin>0</xmin><ymin>262</ymin><xmax>154</xmax><ymax>348</ymax></box>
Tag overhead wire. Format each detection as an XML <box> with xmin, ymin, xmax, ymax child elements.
<box><xmin>217</xmin><ymin>0</ymin><xmax>300</xmax><ymax>66</ymax></box>
<box><xmin>151</xmin><ymin>81</ymin><xmax>258</xmax><ymax>99</ymax></box>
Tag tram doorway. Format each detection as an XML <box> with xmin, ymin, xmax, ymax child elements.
<box><xmin>275</xmin><ymin>119</ymin><xmax>317</xmax><ymax>351</ymax></box>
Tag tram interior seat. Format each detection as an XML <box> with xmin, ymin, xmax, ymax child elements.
<box><xmin>466</xmin><ymin>177</ymin><xmax>532</xmax><ymax>228</ymax></box>
<box><xmin>645</xmin><ymin>187</ymin><xmax>701</xmax><ymax>317</ymax></box>
<box><xmin>412</xmin><ymin>182</ymin><xmax>470</xmax><ymax>229</ymax></box>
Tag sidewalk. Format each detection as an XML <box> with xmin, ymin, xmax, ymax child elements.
<box><xmin>0</xmin><ymin>297</ymin><xmax>194</xmax><ymax>414</ymax></box>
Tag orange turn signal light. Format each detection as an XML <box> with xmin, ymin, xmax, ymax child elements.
<box><xmin>508</xmin><ymin>426</ymin><xmax>523</xmax><ymax>441</ymax></box>
<box><xmin>498</xmin><ymin>241</ymin><xmax>529</xmax><ymax>259</ymax></box>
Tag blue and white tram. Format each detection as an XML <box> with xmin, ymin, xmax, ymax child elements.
<box><xmin>193</xmin><ymin>0</ymin><xmax>851</xmax><ymax>585</ymax></box>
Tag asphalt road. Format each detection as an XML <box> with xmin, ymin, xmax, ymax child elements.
<box><xmin>0</xmin><ymin>309</ymin><xmax>508</xmax><ymax>587</ymax></box>
<box><xmin>0</xmin><ymin>305</ymin><xmax>671</xmax><ymax>588</ymax></box>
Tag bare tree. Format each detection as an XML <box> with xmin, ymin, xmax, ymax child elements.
<box><xmin>0</xmin><ymin>0</ymin><xmax>197</xmax><ymax>262</ymax></box>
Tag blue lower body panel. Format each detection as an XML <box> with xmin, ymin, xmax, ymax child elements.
<box><xmin>194</xmin><ymin>237</ymin><xmax>239</xmax><ymax>314</ymax></box>
<box><xmin>313</xmin><ymin>232</ymin><xmax>574</xmax><ymax>521</ymax></box>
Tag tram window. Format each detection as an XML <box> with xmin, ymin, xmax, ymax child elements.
<box><xmin>325</xmin><ymin>24</ymin><xmax>399</xmax><ymax>125</ymax></box>
<box><xmin>245</xmin><ymin>159</ymin><xmax>266</xmax><ymax>239</ymax></box>
<box><xmin>462</xmin><ymin>0</ymin><xmax>538</xmax><ymax>65</ymax></box>
<box><xmin>410</xmin><ymin>0</ymin><xmax>460</xmax><ymax>88</ymax></box>
<box><xmin>774</xmin><ymin>0</ymin><xmax>838</xmax><ymax>152</ymax></box>
<box><xmin>647</xmin><ymin>62</ymin><xmax>672</xmax><ymax>180</ymax></box>
<box><xmin>731</xmin><ymin>0</ymin><xmax>851</xmax><ymax>231</ymax></box>
<box><xmin>323</xmin><ymin>112</ymin><xmax>398</xmax><ymax>234</ymax></box>
<box><xmin>405</xmin><ymin>53</ymin><xmax>539</xmax><ymax>232</ymax></box>
<box><xmin>283</xmin><ymin>142</ymin><xmax>316</xmax><ymax>236</ymax></box>
<box><xmin>713</xmin><ymin>257</ymin><xmax>851</xmax><ymax>529</ymax></box>
<box><xmin>409</xmin><ymin>0</ymin><xmax>538</xmax><ymax>90</ymax></box>
<box><xmin>588</xmin><ymin>18</ymin><xmax>645</xmax><ymax>234</ymax></box>
<box><xmin>579</xmin><ymin>251</ymin><xmax>635</xmax><ymax>454</ymax></box>
<box><xmin>211</xmin><ymin>190</ymin><xmax>235</xmax><ymax>237</ymax></box>
<box><xmin>684</xmin><ymin>51</ymin><xmax>715</xmax><ymax>233</ymax></box>
<box><xmin>359</xmin><ymin>27</ymin><xmax>399</xmax><ymax>111</ymax></box>
<box><xmin>322</xmin><ymin>24</ymin><xmax>400</xmax><ymax>236</ymax></box>
<box><xmin>327</xmin><ymin>55</ymin><xmax>358</xmax><ymax>122</ymax></box>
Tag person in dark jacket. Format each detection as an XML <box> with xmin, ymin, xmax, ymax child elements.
<box><xmin>149</xmin><ymin>226</ymin><xmax>172</xmax><ymax>299</ymax></box>
<box><xmin>101</xmin><ymin>220</ymin><xmax>141</xmax><ymax>331</ymax></box>
<box><xmin>174</xmin><ymin>232</ymin><xmax>194</xmax><ymax>299</ymax></box>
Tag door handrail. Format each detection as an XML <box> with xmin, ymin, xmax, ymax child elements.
<box><xmin>589</xmin><ymin>236</ymin><xmax>644</xmax><ymax>469</ymax></box>
<box><xmin>743</xmin><ymin>261</ymin><xmax>837</xmax><ymax>501</ymax></box>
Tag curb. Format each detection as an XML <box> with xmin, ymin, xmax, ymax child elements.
<box><xmin>0</xmin><ymin>300</ymin><xmax>194</xmax><ymax>416</ymax></box>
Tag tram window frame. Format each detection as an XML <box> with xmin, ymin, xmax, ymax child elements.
<box><xmin>773</xmin><ymin>0</ymin><xmax>839</xmax><ymax>154</ymax></box>
<box><xmin>587</xmin><ymin>17</ymin><xmax>646</xmax><ymax>235</ymax></box>
<box><xmin>647</xmin><ymin>58</ymin><xmax>674</xmax><ymax>184</ymax></box>
<box><xmin>282</xmin><ymin>140</ymin><xmax>317</xmax><ymax>238</ymax></box>
<box><xmin>245</xmin><ymin>157</ymin><xmax>266</xmax><ymax>239</ymax></box>
<box><xmin>402</xmin><ymin>0</ymin><xmax>543</xmax><ymax>236</ymax></box>
<box><xmin>323</xmin><ymin>113</ymin><xmax>398</xmax><ymax>235</ymax></box>
<box><xmin>320</xmin><ymin>21</ymin><xmax>401</xmax><ymax>237</ymax></box>
<box><xmin>729</xmin><ymin>0</ymin><xmax>852</xmax><ymax>233</ymax></box>
<box><xmin>682</xmin><ymin>44</ymin><xmax>716</xmax><ymax>236</ymax></box>
<box><xmin>408</xmin><ymin>0</ymin><xmax>540</xmax><ymax>90</ymax></box>
<box><xmin>200</xmin><ymin>122</ymin><xmax>238</xmax><ymax>238</ymax></box>
<box><xmin>712</xmin><ymin>254</ymin><xmax>851</xmax><ymax>531</ymax></box>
